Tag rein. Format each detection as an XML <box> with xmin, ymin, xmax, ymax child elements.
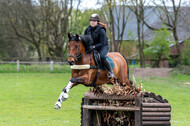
<box><xmin>68</xmin><ymin>42</ymin><xmax>92</xmax><ymax>61</ymax></box>
<box><xmin>68</xmin><ymin>40</ymin><xmax>100</xmax><ymax>87</ymax></box>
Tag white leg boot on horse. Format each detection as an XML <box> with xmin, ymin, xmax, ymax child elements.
<box><xmin>54</xmin><ymin>81</ymin><xmax>73</xmax><ymax>109</ymax></box>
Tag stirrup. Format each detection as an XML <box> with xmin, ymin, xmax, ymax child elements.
<box><xmin>108</xmin><ymin>73</ymin><xmax>115</xmax><ymax>79</ymax></box>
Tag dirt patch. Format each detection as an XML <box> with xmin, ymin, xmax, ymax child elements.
<box><xmin>130</xmin><ymin>68</ymin><xmax>173</xmax><ymax>78</ymax></box>
<box><xmin>183</xmin><ymin>82</ymin><xmax>190</xmax><ymax>85</ymax></box>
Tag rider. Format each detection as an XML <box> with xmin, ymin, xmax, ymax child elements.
<box><xmin>84</xmin><ymin>14</ymin><xmax>114</xmax><ymax>78</ymax></box>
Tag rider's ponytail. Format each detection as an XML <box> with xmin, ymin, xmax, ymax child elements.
<box><xmin>98</xmin><ymin>22</ymin><xmax>107</xmax><ymax>29</ymax></box>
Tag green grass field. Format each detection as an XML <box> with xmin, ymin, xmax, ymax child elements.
<box><xmin>0</xmin><ymin>72</ymin><xmax>189</xmax><ymax>126</ymax></box>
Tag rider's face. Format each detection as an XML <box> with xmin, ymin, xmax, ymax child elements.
<box><xmin>90</xmin><ymin>20</ymin><xmax>98</xmax><ymax>27</ymax></box>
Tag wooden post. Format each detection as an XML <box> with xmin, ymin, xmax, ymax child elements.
<box><xmin>50</xmin><ymin>61</ymin><xmax>54</xmax><ymax>71</ymax></box>
<box><xmin>17</xmin><ymin>60</ymin><xmax>19</xmax><ymax>72</ymax></box>
<box><xmin>82</xmin><ymin>98</ymin><xmax>91</xmax><ymax>126</ymax></box>
<box><xmin>135</xmin><ymin>98</ymin><xmax>142</xmax><ymax>126</ymax></box>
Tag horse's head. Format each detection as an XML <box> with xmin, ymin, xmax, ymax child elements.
<box><xmin>67</xmin><ymin>33</ymin><xmax>85</xmax><ymax>65</ymax></box>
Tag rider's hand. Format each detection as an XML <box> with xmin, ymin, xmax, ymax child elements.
<box><xmin>89</xmin><ymin>46</ymin><xmax>95</xmax><ymax>50</ymax></box>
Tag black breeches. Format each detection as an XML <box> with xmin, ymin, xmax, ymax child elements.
<box><xmin>97</xmin><ymin>45</ymin><xmax>109</xmax><ymax>62</ymax></box>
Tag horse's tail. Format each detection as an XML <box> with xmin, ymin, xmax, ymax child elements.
<box><xmin>119</xmin><ymin>53</ymin><xmax>129</xmax><ymax>80</ymax></box>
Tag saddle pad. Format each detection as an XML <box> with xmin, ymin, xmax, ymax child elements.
<box><xmin>100</xmin><ymin>56</ymin><xmax>115</xmax><ymax>70</ymax></box>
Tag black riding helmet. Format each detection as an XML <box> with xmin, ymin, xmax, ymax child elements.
<box><xmin>89</xmin><ymin>14</ymin><xmax>100</xmax><ymax>22</ymax></box>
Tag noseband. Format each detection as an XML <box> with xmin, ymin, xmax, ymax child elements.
<box><xmin>68</xmin><ymin>43</ymin><xmax>80</xmax><ymax>61</ymax></box>
<box><xmin>68</xmin><ymin>42</ymin><xmax>92</xmax><ymax>61</ymax></box>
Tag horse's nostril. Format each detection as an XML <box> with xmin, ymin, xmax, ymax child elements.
<box><xmin>71</xmin><ymin>61</ymin><xmax>74</xmax><ymax>65</ymax></box>
<box><xmin>68</xmin><ymin>61</ymin><xmax>74</xmax><ymax>65</ymax></box>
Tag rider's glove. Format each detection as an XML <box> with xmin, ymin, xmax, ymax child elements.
<box><xmin>88</xmin><ymin>45</ymin><xmax>95</xmax><ymax>50</ymax></box>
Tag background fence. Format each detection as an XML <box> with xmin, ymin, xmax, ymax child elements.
<box><xmin>0</xmin><ymin>59</ymin><xmax>182</xmax><ymax>73</ymax></box>
<box><xmin>0</xmin><ymin>60</ymin><xmax>70</xmax><ymax>73</ymax></box>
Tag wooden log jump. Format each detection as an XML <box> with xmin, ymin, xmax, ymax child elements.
<box><xmin>81</xmin><ymin>92</ymin><xmax>171</xmax><ymax>126</ymax></box>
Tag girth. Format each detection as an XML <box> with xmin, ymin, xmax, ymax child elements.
<box><xmin>89</xmin><ymin>50</ymin><xmax>102</xmax><ymax>87</ymax></box>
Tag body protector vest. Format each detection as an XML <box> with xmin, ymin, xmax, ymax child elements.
<box><xmin>85</xmin><ymin>25</ymin><xmax>108</xmax><ymax>46</ymax></box>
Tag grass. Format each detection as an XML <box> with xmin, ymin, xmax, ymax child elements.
<box><xmin>136</xmin><ymin>74</ymin><xmax>190</xmax><ymax>126</ymax></box>
<box><xmin>0</xmin><ymin>72</ymin><xmax>189</xmax><ymax>126</ymax></box>
<box><xmin>0</xmin><ymin>73</ymin><xmax>90</xmax><ymax>126</ymax></box>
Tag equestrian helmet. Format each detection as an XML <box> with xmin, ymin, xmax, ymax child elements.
<box><xmin>89</xmin><ymin>14</ymin><xmax>100</xmax><ymax>22</ymax></box>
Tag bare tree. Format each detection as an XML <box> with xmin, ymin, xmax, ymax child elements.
<box><xmin>114</xmin><ymin>1</ymin><xmax>131</xmax><ymax>51</ymax></box>
<box><xmin>104</xmin><ymin>0</ymin><xmax>117</xmax><ymax>52</ymax></box>
<box><xmin>2</xmin><ymin>0</ymin><xmax>80</xmax><ymax>61</ymax></box>
<box><xmin>126</xmin><ymin>0</ymin><xmax>147</xmax><ymax>67</ymax></box>
<box><xmin>40</xmin><ymin>0</ymin><xmax>77</xmax><ymax>61</ymax></box>
<box><xmin>146</xmin><ymin>0</ymin><xmax>182</xmax><ymax>57</ymax></box>
<box><xmin>103</xmin><ymin>0</ymin><xmax>131</xmax><ymax>52</ymax></box>
<box><xmin>3</xmin><ymin>0</ymin><xmax>45</xmax><ymax>61</ymax></box>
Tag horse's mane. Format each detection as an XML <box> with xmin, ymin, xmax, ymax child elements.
<box><xmin>69</xmin><ymin>34</ymin><xmax>93</xmax><ymax>51</ymax></box>
<box><xmin>80</xmin><ymin>35</ymin><xmax>93</xmax><ymax>51</ymax></box>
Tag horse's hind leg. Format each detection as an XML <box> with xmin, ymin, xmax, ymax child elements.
<box><xmin>54</xmin><ymin>81</ymin><xmax>74</xmax><ymax>109</ymax></box>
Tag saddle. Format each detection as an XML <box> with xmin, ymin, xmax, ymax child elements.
<box><xmin>90</xmin><ymin>49</ymin><xmax>114</xmax><ymax>87</ymax></box>
<box><xmin>92</xmin><ymin>50</ymin><xmax>114</xmax><ymax>70</ymax></box>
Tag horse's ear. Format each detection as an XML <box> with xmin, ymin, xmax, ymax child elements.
<box><xmin>76</xmin><ymin>34</ymin><xmax>79</xmax><ymax>39</ymax></box>
<box><xmin>68</xmin><ymin>33</ymin><xmax>72</xmax><ymax>39</ymax></box>
<box><xmin>76</xmin><ymin>34</ymin><xmax>81</xmax><ymax>41</ymax></box>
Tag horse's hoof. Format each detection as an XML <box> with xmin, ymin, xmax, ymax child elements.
<box><xmin>54</xmin><ymin>102</ymin><xmax>61</xmax><ymax>109</ymax></box>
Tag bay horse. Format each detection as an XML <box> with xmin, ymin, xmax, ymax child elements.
<box><xmin>54</xmin><ymin>33</ymin><xmax>131</xmax><ymax>109</ymax></box>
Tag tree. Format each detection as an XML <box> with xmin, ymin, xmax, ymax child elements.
<box><xmin>182</xmin><ymin>40</ymin><xmax>190</xmax><ymax>66</ymax></box>
<box><xmin>144</xmin><ymin>26</ymin><xmax>173</xmax><ymax>68</ymax></box>
<box><xmin>3</xmin><ymin>0</ymin><xmax>45</xmax><ymax>61</ymax></box>
<box><xmin>114</xmin><ymin>2</ymin><xmax>131</xmax><ymax>51</ymax></box>
<box><xmin>0</xmin><ymin>0</ymin><xmax>40</xmax><ymax>59</ymax></box>
<box><xmin>126</xmin><ymin>0</ymin><xmax>148</xmax><ymax>67</ymax></box>
<box><xmin>1</xmin><ymin>0</ymin><xmax>81</xmax><ymax>61</ymax></box>
<box><xmin>40</xmin><ymin>0</ymin><xmax>76</xmax><ymax>61</ymax></box>
<box><xmin>151</xmin><ymin>0</ymin><xmax>182</xmax><ymax>57</ymax></box>
<box><xmin>103</xmin><ymin>0</ymin><xmax>131</xmax><ymax>52</ymax></box>
<box><xmin>104</xmin><ymin>0</ymin><xmax>117</xmax><ymax>51</ymax></box>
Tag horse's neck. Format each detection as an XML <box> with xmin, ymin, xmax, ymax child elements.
<box><xmin>75</xmin><ymin>51</ymin><xmax>94</xmax><ymax>65</ymax></box>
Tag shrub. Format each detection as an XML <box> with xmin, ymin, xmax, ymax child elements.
<box><xmin>170</xmin><ymin>65</ymin><xmax>190</xmax><ymax>75</ymax></box>
<box><xmin>144</xmin><ymin>26</ymin><xmax>173</xmax><ymax>67</ymax></box>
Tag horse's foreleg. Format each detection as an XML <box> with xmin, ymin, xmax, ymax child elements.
<box><xmin>54</xmin><ymin>81</ymin><xmax>74</xmax><ymax>109</ymax></box>
<box><xmin>54</xmin><ymin>77</ymin><xmax>85</xmax><ymax>109</ymax></box>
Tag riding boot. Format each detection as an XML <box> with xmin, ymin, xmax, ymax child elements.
<box><xmin>102</xmin><ymin>59</ymin><xmax>115</xmax><ymax>78</ymax></box>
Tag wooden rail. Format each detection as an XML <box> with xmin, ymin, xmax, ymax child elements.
<box><xmin>82</xmin><ymin>105</ymin><xmax>140</xmax><ymax>111</ymax></box>
<box><xmin>84</xmin><ymin>92</ymin><xmax>141</xmax><ymax>100</ymax></box>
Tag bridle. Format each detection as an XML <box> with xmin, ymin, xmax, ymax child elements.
<box><xmin>68</xmin><ymin>41</ymin><xmax>92</xmax><ymax>61</ymax></box>
<box><xmin>68</xmin><ymin>42</ymin><xmax>80</xmax><ymax>61</ymax></box>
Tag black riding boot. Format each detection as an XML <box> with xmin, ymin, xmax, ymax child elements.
<box><xmin>102</xmin><ymin>59</ymin><xmax>115</xmax><ymax>78</ymax></box>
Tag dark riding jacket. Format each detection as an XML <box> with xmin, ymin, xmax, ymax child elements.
<box><xmin>84</xmin><ymin>25</ymin><xmax>108</xmax><ymax>50</ymax></box>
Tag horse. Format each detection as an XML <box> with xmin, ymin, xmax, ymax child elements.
<box><xmin>54</xmin><ymin>33</ymin><xmax>131</xmax><ymax>109</ymax></box>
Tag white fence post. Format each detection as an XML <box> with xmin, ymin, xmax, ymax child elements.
<box><xmin>50</xmin><ymin>61</ymin><xmax>54</xmax><ymax>71</ymax></box>
<box><xmin>17</xmin><ymin>60</ymin><xmax>19</xmax><ymax>72</ymax></box>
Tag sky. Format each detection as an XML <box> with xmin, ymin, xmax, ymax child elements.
<box><xmin>32</xmin><ymin>0</ymin><xmax>189</xmax><ymax>10</ymax></box>
<box><xmin>79</xmin><ymin>0</ymin><xmax>102</xmax><ymax>10</ymax></box>
<box><xmin>32</xmin><ymin>0</ymin><xmax>102</xmax><ymax>10</ymax></box>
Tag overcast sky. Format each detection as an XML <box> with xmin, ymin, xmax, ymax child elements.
<box><xmin>79</xmin><ymin>0</ymin><xmax>102</xmax><ymax>10</ymax></box>
<box><xmin>79</xmin><ymin>0</ymin><xmax>189</xmax><ymax>9</ymax></box>
<box><xmin>33</xmin><ymin>0</ymin><xmax>189</xmax><ymax>10</ymax></box>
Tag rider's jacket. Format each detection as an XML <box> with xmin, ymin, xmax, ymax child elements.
<box><xmin>84</xmin><ymin>24</ymin><xmax>108</xmax><ymax>50</ymax></box>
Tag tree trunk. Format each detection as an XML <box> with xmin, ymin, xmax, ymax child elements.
<box><xmin>137</xmin><ymin>17</ymin><xmax>145</xmax><ymax>68</ymax></box>
<box><xmin>173</xmin><ymin>27</ymin><xmax>181</xmax><ymax>57</ymax></box>
<box><xmin>56</xmin><ymin>47</ymin><xmax>63</xmax><ymax>61</ymax></box>
<box><xmin>36</xmin><ymin>45</ymin><xmax>42</xmax><ymax>61</ymax></box>
<box><xmin>109</xmin><ymin>7</ymin><xmax>116</xmax><ymax>52</ymax></box>
<box><xmin>152</xmin><ymin>55</ymin><xmax>161</xmax><ymax>68</ymax></box>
